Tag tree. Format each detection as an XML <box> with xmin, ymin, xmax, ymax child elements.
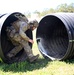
<box><xmin>48</xmin><ymin>8</ymin><xmax>55</xmax><ymax>13</ymax></box>
<box><xmin>56</xmin><ymin>3</ymin><xmax>68</xmax><ymax>12</ymax></box>
<box><xmin>56</xmin><ymin>3</ymin><xmax>74</xmax><ymax>13</ymax></box>
<box><xmin>67</xmin><ymin>3</ymin><xmax>74</xmax><ymax>12</ymax></box>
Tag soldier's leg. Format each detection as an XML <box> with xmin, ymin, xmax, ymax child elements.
<box><xmin>20</xmin><ymin>40</ymin><xmax>39</xmax><ymax>62</ymax></box>
<box><xmin>7</xmin><ymin>32</ymin><xmax>24</xmax><ymax>58</ymax></box>
<box><xmin>7</xmin><ymin>45</ymin><xmax>23</xmax><ymax>58</ymax></box>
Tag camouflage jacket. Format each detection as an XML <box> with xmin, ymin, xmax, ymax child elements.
<box><xmin>10</xmin><ymin>20</ymin><xmax>30</xmax><ymax>41</ymax></box>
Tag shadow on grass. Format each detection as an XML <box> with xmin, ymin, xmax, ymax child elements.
<box><xmin>64</xmin><ymin>59</ymin><xmax>74</xmax><ymax>64</ymax></box>
<box><xmin>0</xmin><ymin>58</ymin><xmax>74</xmax><ymax>73</ymax></box>
<box><xmin>0</xmin><ymin>58</ymin><xmax>50</xmax><ymax>72</ymax></box>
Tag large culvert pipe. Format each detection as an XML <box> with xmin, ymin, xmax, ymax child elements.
<box><xmin>36</xmin><ymin>13</ymin><xmax>74</xmax><ymax>60</ymax></box>
<box><xmin>0</xmin><ymin>12</ymin><xmax>33</xmax><ymax>63</ymax></box>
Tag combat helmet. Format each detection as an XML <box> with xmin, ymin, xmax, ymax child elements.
<box><xmin>29</xmin><ymin>20</ymin><xmax>39</xmax><ymax>28</ymax></box>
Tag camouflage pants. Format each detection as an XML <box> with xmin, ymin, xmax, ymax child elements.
<box><xmin>7</xmin><ymin>33</ymin><xmax>34</xmax><ymax>59</ymax></box>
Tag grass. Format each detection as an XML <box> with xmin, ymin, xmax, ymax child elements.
<box><xmin>0</xmin><ymin>29</ymin><xmax>74</xmax><ymax>75</ymax></box>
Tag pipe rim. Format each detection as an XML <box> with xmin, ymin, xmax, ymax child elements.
<box><xmin>36</xmin><ymin>14</ymin><xmax>73</xmax><ymax>60</ymax></box>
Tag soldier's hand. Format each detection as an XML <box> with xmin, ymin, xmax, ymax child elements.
<box><xmin>29</xmin><ymin>39</ymin><xmax>34</xmax><ymax>44</ymax></box>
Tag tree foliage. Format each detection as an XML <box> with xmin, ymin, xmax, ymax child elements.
<box><xmin>56</xmin><ymin>3</ymin><xmax>74</xmax><ymax>12</ymax></box>
<box><xmin>40</xmin><ymin>3</ymin><xmax>74</xmax><ymax>16</ymax></box>
<box><xmin>26</xmin><ymin>3</ymin><xmax>74</xmax><ymax>17</ymax></box>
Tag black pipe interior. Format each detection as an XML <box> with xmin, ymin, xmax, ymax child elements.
<box><xmin>37</xmin><ymin>15</ymin><xmax>69</xmax><ymax>59</ymax></box>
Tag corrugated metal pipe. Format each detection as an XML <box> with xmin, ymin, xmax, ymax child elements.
<box><xmin>36</xmin><ymin>13</ymin><xmax>74</xmax><ymax>60</ymax></box>
<box><xmin>0</xmin><ymin>12</ymin><xmax>32</xmax><ymax>63</ymax></box>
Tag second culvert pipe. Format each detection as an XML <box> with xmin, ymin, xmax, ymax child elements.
<box><xmin>36</xmin><ymin>13</ymin><xmax>74</xmax><ymax>60</ymax></box>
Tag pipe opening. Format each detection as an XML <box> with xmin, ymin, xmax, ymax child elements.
<box><xmin>0</xmin><ymin>12</ymin><xmax>32</xmax><ymax>63</ymax></box>
<box><xmin>37</xmin><ymin>15</ymin><xmax>69</xmax><ymax>60</ymax></box>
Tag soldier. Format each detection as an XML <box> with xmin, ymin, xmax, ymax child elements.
<box><xmin>6</xmin><ymin>14</ymin><xmax>39</xmax><ymax>63</ymax></box>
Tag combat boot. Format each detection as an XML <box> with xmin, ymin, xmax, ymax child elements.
<box><xmin>29</xmin><ymin>54</ymin><xmax>39</xmax><ymax>63</ymax></box>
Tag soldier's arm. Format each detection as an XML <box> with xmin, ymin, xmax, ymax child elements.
<box><xmin>19</xmin><ymin>28</ymin><xmax>34</xmax><ymax>44</ymax></box>
<box><xmin>19</xmin><ymin>21</ymin><xmax>34</xmax><ymax>44</ymax></box>
<box><xmin>19</xmin><ymin>27</ymin><xmax>30</xmax><ymax>41</ymax></box>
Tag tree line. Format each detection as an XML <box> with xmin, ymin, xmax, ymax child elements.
<box><xmin>26</xmin><ymin>3</ymin><xmax>74</xmax><ymax>17</ymax></box>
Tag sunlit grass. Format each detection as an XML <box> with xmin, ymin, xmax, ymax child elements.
<box><xmin>0</xmin><ymin>29</ymin><xmax>74</xmax><ymax>75</ymax></box>
<box><xmin>0</xmin><ymin>59</ymin><xmax>74</xmax><ymax>75</ymax></box>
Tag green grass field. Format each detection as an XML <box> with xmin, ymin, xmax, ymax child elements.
<box><xmin>0</xmin><ymin>29</ymin><xmax>74</xmax><ymax>75</ymax></box>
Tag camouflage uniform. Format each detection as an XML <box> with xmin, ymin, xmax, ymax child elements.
<box><xmin>6</xmin><ymin>14</ymin><xmax>39</xmax><ymax>62</ymax></box>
